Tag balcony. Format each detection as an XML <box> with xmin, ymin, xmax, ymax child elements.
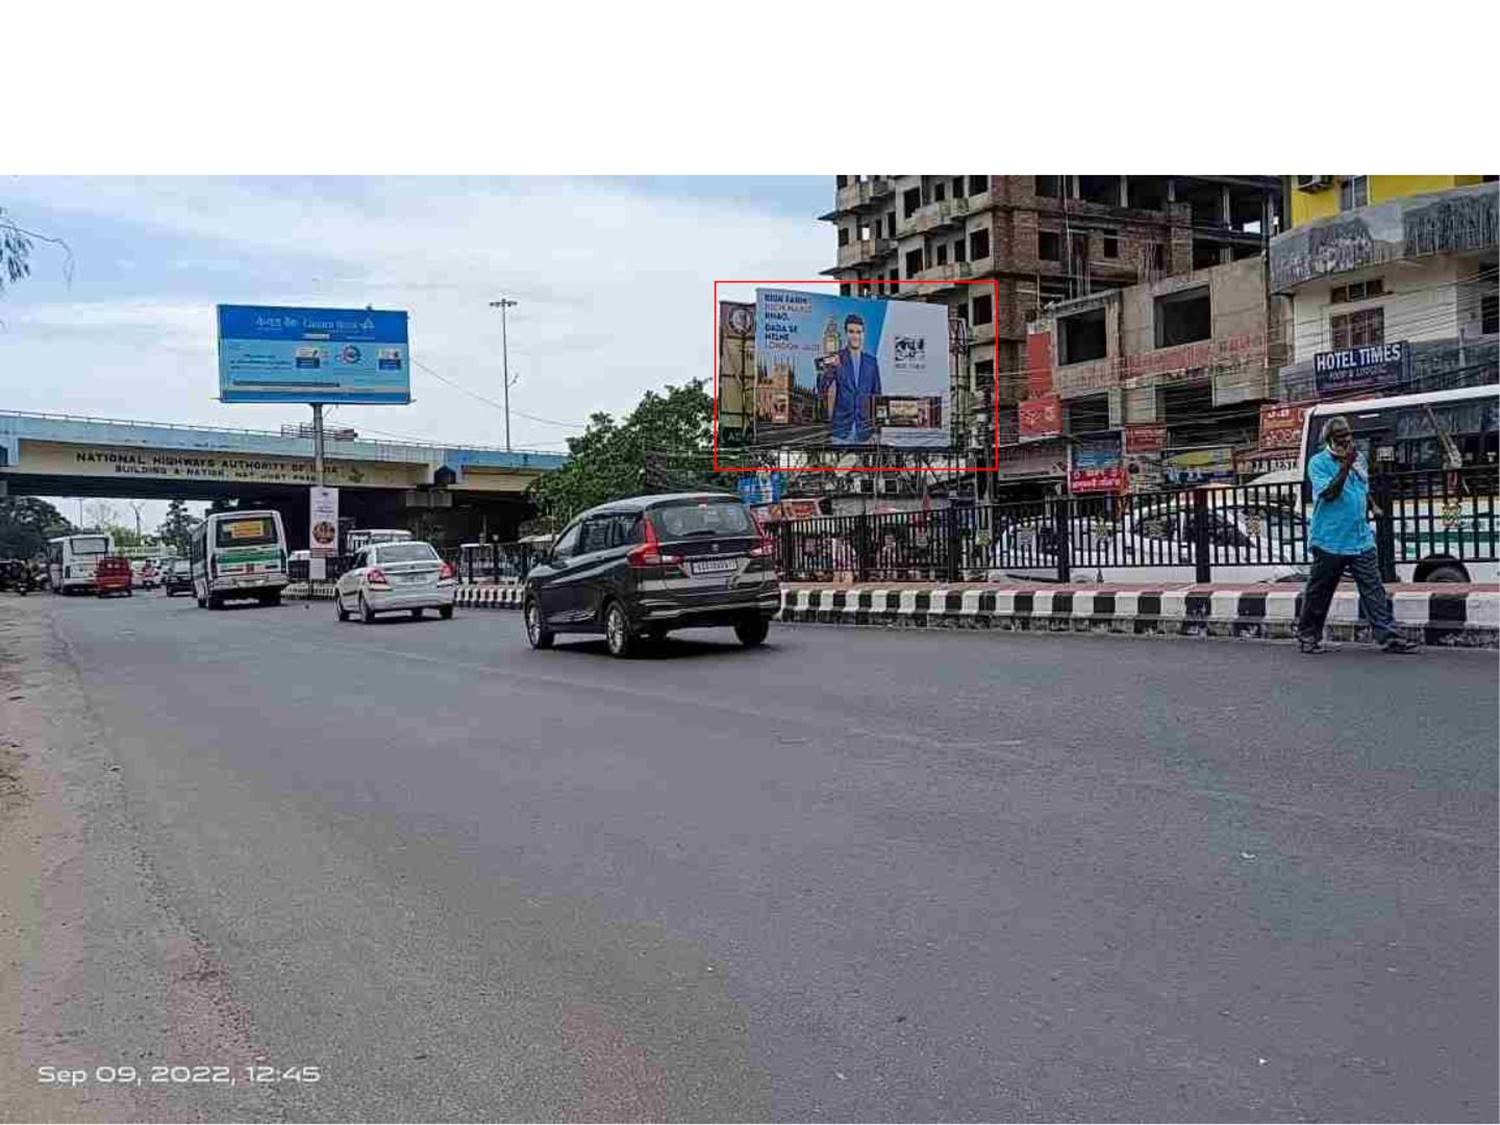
<box><xmin>1269</xmin><ymin>181</ymin><xmax>1497</xmax><ymax>293</ymax></box>
<box><xmin>910</xmin><ymin>262</ymin><xmax>958</xmax><ymax>292</ymax></box>
<box><xmin>969</xmin><ymin>320</ymin><xmax>996</xmax><ymax>343</ymax></box>
<box><xmin>837</xmin><ymin>238</ymin><xmax>897</xmax><ymax>269</ymax></box>
<box><xmin>911</xmin><ymin>199</ymin><xmax>967</xmax><ymax>235</ymax></box>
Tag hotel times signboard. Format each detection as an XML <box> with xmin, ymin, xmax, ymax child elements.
<box><xmin>217</xmin><ymin>305</ymin><xmax>411</xmax><ymax>404</ymax></box>
<box><xmin>1312</xmin><ymin>340</ymin><xmax>1407</xmax><ymax>397</ymax></box>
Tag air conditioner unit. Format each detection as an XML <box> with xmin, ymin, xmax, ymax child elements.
<box><xmin>1295</xmin><ymin>176</ymin><xmax>1332</xmax><ymax>192</ymax></box>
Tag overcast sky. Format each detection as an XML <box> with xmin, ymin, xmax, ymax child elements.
<box><xmin>1</xmin><ymin>175</ymin><xmax>830</xmax><ymax>529</ymax></box>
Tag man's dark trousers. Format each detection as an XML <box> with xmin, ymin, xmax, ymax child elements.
<box><xmin>1297</xmin><ymin>546</ymin><xmax>1401</xmax><ymax>644</ymax></box>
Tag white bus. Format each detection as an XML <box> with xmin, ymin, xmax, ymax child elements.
<box><xmin>189</xmin><ymin>510</ymin><xmax>289</xmax><ymax>608</ymax></box>
<box><xmin>1299</xmin><ymin>384</ymin><xmax>1499</xmax><ymax>583</ymax></box>
<box><xmin>46</xmin><ymin>533</ymin><xmax>114</xmax><ymax>594</ymax></box>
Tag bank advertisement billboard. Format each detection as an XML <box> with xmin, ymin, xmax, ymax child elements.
<box><xmin>218</xmin><ymin>305</ymin><xmax>411</xmax><ymax>404</ymax></box>
<box><xmin>752</xmin><ymin>289</ymin><xmax>950</xmax><ymax>449</ymax></box>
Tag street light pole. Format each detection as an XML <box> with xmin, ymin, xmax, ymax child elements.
<box><xmin>489</xmin><ymin>298</ymin><xmax>518</xmax><ymax>451</ymax></box>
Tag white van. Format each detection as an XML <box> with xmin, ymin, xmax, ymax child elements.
<box><xmin>46</xmin><ymin>533</ymin><xmax>115</xmax><ymax>594</ymax></box>
<box><xmin>190</xmin><ymin>510</ymin><xmax>289</xmax><ymax>608</ymax></box>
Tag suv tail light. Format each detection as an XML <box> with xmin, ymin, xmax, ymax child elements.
<box><xmin>367</xmin><ymin>567</ymin><xmax>390</xmax><ymax>587</ymax></box>
<box><xmin>627</xmin><ymin>518</ymin><xmax>682</xmax><ymax>568</ymax></box>
<box><xmin>438</xmin><ymin>562</ymin><xmax>455</xmax><ymax>581</ymax></box>
<box><xmin>748</xmin><ymin>537</ymin><xmax>775</xmax><ymax>558</ymax></box>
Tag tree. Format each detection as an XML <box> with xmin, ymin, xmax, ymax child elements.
<box><xmin>156</xmin><ymin>499</ymin><xmax>202</xmax><ymax>557</ymax></box>
<box><xmin>0</xmin><ymin>496</ymin><xmax>73</xmax><ymax>558</ymax></box>
<box><xmin>529</xmin><ymin>379</ymin><xmax>733</xmax><ymax>525</ymax></box>
<box><xmin>0</xmin><ymin>207</ymin><xmax>32</xmax><ymax>294</ymax></box>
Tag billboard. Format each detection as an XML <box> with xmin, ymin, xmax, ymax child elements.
<box><xmin>218</xmin><ymin>305</ymin><xmax>411</xmax><ymax>404</ymax></box>
<box><xmin>1312</xmin><ymin>341</ymin><xmax>1407</xmax><ymax>397</ymax></box>
<box><xmin>1258</xmin><ymin>402</ymin><xmax>1312</xmax><ymax>450</ymax></box>
<box><xmin>1163</xmin><ymin>446</ymin><xmax>1236</xmax><ymax>486</ymax></box>
<box><xmin>1069</xmin><ymin>436</ymin><xmax>1126</xmax><ymax>494</ymax></box>
<box><xmin>1018</xmin><ymin>394</ymin><xmax>1062</xmax><ymax>441</ymax></box>
<box><xmin>1123</xmin><ymin>423</ymin><xmax>1167</xmax><ymax>454</ymax></box>
<box><xmin>309</xmin><ymin>486</ymin><xmax>340</xmax><ymax>559</ymax></box>
<box><xmin>753</xmin><ymin>289</ymin><xmax>950</xmax><ymax>448</ymax></box>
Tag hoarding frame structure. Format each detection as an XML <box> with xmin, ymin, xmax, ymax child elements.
<box><xmin>217</xmin><ymin>304</ymin><xmax>412</xmax><ymax>405</ymax></box>
<box><xmin>711</xmin><ymin>279</ymin><xmax>1000</xmax><ymax>474</ymax></box>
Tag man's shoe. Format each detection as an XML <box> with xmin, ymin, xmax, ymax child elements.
<box><xmin>1298</xmin><ymin>638</ymin><xmax>1328</xmax><ymax>654</ymax></box>
<box><xmin>1381</xmin><ymin>637</ymin><xmax>1420</xmax><ymax>654</ymax></box>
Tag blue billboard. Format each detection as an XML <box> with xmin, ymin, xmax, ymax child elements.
<box><xmin>753</xmin><ymin>289</ymin><xmax>951</xmax><ymax>449</ymax></box>
<box><xmin>217</xmin><ymin>305</ymin><xmax>411</xmax><ymax>404</ymax></box>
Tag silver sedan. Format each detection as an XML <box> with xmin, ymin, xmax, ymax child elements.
<box><xmin>335</xmin><ymin>541</ymin><xmax>457</xmax><ymax>623</ymax></box>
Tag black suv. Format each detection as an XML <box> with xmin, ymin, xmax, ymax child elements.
<box><xmin>522</xmin><ymin>492</ymin><xmax>780</xmax><ymax>657</ymax></box>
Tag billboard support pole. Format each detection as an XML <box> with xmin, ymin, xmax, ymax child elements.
<box><xmin>311</xmin><ymin>403</ymin><xmax>327</xmax><ymax>488</ymax></box>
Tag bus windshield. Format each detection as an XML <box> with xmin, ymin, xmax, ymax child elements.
<box><xmin>215</xmin><ymin>516</ymin><xmax>278</xmax><ymax>548</ymax></box>
<box><xmin>69</xmin><ymin>536</ymin><xmax>110</xmax><ymax>556</ymax></box>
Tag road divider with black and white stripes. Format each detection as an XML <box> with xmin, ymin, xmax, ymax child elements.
<box><xmin>283</xmin><ymin>580</ymin><xmax>1498</xmax><ymax>647</ymax></box>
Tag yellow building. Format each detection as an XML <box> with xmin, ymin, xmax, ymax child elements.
<box><xmin>1287</xmin><ymin>175</ymin><xmax>1492</xmax><ymax>227</ymax></box>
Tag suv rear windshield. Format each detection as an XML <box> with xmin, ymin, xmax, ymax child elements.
<box><xmin>651</xmin><ymin>500</ymin><xmax>754</xmax><ymax>539</ymax></box>
<box><xmin>375</xmin><ymin>543</ymin><xmax>440</xmax><ymax>564</ymax></box>
<box><xmin>215</xmin><ymin>516</ymin><xmax>278</xmax><ymax>547</ymax></box>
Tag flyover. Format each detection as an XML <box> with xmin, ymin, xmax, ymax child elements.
<box><xmin>0</xmin><ymin>410</ymin><xmax>566</xmax><ymax>547</ymax></box>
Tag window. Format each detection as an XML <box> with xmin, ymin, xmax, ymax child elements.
<box><xmin>215</xmin><ymin>516</ymin><xmax>277</xmax><ymax>547</ymax></box>
<box><xmin>972</xmin><ymin>294</ymin><xmax>993</xmax><ymax>326</ymax></box>
<box><xmin>1103</xmin><ymin>234</ymin><xmax>1119</xmax><ymax>259</ymax></box>
<box><xmin>551</xmin><ymin>522</ymin><xmax>581</xmax><ymax>560</ymax></box>
<box><xmin>952</xmin><ymin>177</ymin><xmax>965</xmax><ymax>198</ymax></box>
<box><xmin>1154</xmin><ymin>287</ymin><xmax>1211</xmax><ymax>348</ymax></box>
<box><xmin>969</xmin><ymin>175</ymin><xmax>989</xmax><ymax>196</ymax></box>
<box><xmin>872</xmin><ymin>218</ymin><xmax>882</xmax><ymax>239</ymax></box>
<box><xmin>1331</xmin><ymin>307</ymin><xmax>1384</xmax><ymax>349</ymax></box>
<box><xmin>1152</xmin><ymin>243</ymin><xmax>1166</xmax><ymax>272</ymax></box>
<box><xmin>905</xmin><ymin>247</ymin><xmax>924</xmax><ymax>276</ymax></box>
<box><xmin>903</xmin><ymin>187</ymin><xmax>922</xmax><ymax>218</ymax></box>
<box><xmin>1330</xmin><ymin>278</ymin><xmax>1385</xmax><ymax>304</ymax></box>
<box><xmin>1484</xmin><ymin>292</ymin><xmax>1499</xmax><ymax>336</ymax></box>
<box><xmin>579</xmin><ymin>514</ymin><xmax>639</xmax><ymax>554</ymax></box>
<box><xmin>970</xmin><ymin>228</ymin><xmax>990</xmax><ymax>260</ymax></box>
<box><xmin>887</xmin><ymin>210</ymin><xmax>897</xmax><ymax>235</ymax></box>
<box><xmin>974</xmin><ymin>358</ymin><xmax>995</xmax><ymax>385</ymax></box>
<box><xmin>1035</xmin><ymin>176</ymin><xmax>1062</xmax><ymax>198</ymax></box>
<box><xmin>888</xmin><ymin>269</ymin><xmax>899</xmax><ymax>295</ymax></box>
<box><xmin>1339</xmin><ymin>175</ymin><xmax>1369</xmax><ymax>211</ymax></box>
<box><xmin>840</xmin><ymin>283</ymin><xmax>852</xmax><ymax>297</ymax></box>
<box><xmin>651</xmin><ymin>500</ymin><xmax>753</xmax><ymax>538</ymax></box>
<box><xmin>1038</xmin><ymin>231</ymin><xmax>1062</xmax><ymax>260</ymax></box>
<box><xmin>858</xmin><ymin>224</ymin><xmax>871</xmax><ymax>241</ymax></box>
<box><xmin>1058</xmin><ymin>308</ymin><xmax>1107</xmax><ymax>364</ymax></box>
<box><xmin>374</xmin><ymin>543</ymin><xmax>441</xmax><ymax>564</ymax></box>
<box><xmin>837</xmin><ymin>227</ymin><xmax>850</xmax><ymax>247</ymax></box>
<box><xmin>933</xmin><ymin>181</ymin><xmax>946</xmax><ymax>203</ymax></box>
<box><xmin>936</xmin><ymin>243</ymin><xmax>948</xmax><ymax>266</ymax></box>
<box><xmin>836</xmin><ymin>175</ymin><xmax>849</xmax><ymax>189</ymax></box>
<box><xmin>954</xmin><ymin>238</ymin><xmax>967</xmax><ymax>263</ymax></box>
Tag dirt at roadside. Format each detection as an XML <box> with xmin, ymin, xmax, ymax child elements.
<box><xmin>0</xmin><ymin>601</ymin><xmax>283</xmax><ymax>1123</ymax></box>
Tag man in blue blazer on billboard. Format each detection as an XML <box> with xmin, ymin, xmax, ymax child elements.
<box><xmin>818</xmin><ymin>314</ymin><xmax>882</xmax><ymax>444</ymax></box>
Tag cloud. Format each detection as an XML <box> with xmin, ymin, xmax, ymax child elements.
<box><xmin>0</xmin><ymin>176</ymin><xmax>830</xmax><ymax>449</ymax></box>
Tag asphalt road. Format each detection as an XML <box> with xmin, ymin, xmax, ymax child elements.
<box><xmin>3</xmin><ymin>592</ymin><xmax>1496</xmax><ymax>1122</ymax></box>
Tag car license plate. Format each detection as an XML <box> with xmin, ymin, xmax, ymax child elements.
<box><xmin>690</xmin><ymin>557</ymin><xmax>737</xmax><ymax>575</ymax></box>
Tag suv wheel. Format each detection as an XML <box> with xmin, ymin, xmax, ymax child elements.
<box><xmin>735</xmin><ymin>616</ymin><xmax>770</xmax><ymax>647</ymax></box>
<box><xmin>524</xmin><ymin>598</ymin><xmax>554</xmax><ymax>649</ymax></box>
<box><xmin>335</xmin><ymin>592</ymin><xmax>350</xmax><ymax>621</ymax></box>
<box><xmin>360</xmin><ymin>594</ymin><xmax>376</xmax><ymax>624</ymax></box>
<box><xmin>604</xmin><ymin>602</ymin><xmax>635</xmax><ymax>658</ymax></box>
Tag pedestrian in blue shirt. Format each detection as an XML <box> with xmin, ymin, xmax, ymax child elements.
<box><xmin>1296</xmin><ymin>415</ymin><xmax>1418</xmax><ymax>654</ymax></box>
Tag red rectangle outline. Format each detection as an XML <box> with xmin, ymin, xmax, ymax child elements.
<box><xmin>712</xmin><ymin>278</ymin><xmax>1000</xmax><ymax>473</ymax></box>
